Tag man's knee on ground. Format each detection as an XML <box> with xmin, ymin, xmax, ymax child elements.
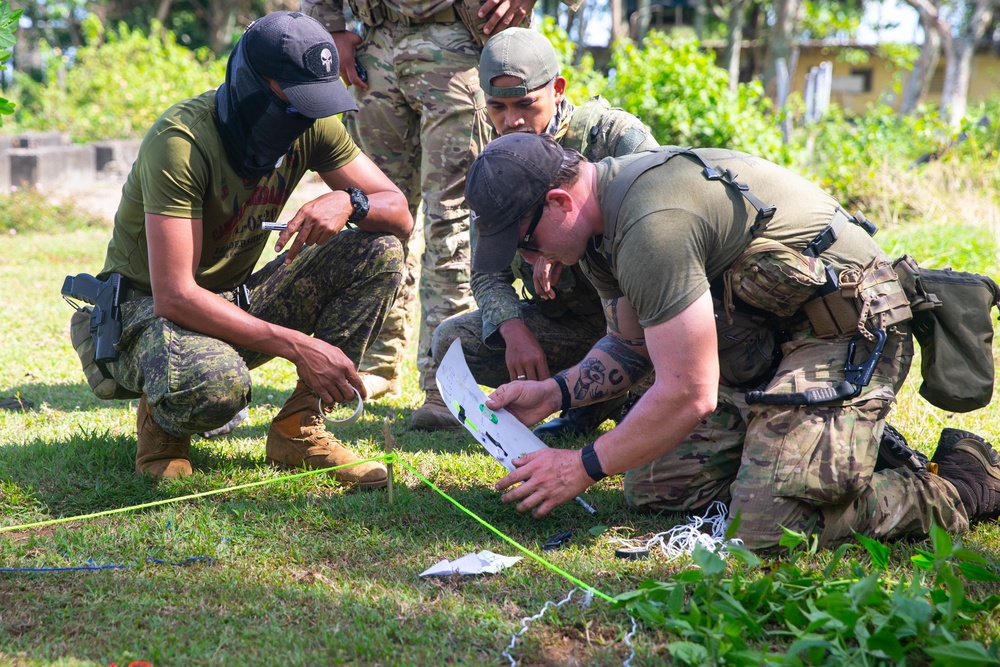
<box><xmin>430</xmin><ymin>316</ymin><xmax>464</xmax><ymax>365</ymax></box>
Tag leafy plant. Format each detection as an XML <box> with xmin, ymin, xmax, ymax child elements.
<box><xmin>539</xmin><ymin>22</ymin><xmax>788</xmax><ymax>162</ymax></box>
<box><xmin>11</xmin><ymin>14</ymin><xmax>226</xmax><ymax>142</ymax></box>
<box><xmin>616</xmin><ymin>522</ymin><xmax>1000</xmax><ymax>666</ymax></box>
<box><xmin>0</xmin><ymin>0</ymin><xmax>23</xmax><ymax>123</ymax></box>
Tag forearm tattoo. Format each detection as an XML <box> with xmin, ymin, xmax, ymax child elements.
<box><xmin>571</xmin><ymin>337</ymin><xmax>651</xmax><ymax>402</ymax></box>
<box><xmin>594</xmin><ymin>336</ymin><xmax>652</xmax><ymax>385</ymax></box>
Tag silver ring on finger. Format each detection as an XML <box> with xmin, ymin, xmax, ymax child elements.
<box><xmin>517</xmin><ymin>374</ymin><xmax>526</xmax><ymax>380</ymax></box>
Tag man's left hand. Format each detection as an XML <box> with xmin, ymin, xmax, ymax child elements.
<box><xmin>477</xmin><ymin>0</ymin><xmax>535</xmax><ymax>36</ymax></box>
<box><xmin>495</xmin><ymin>448</ymin><xmax>593</xmax><ymax>518</ymax></box>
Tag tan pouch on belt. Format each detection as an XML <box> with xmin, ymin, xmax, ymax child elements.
<box><xmin>804</xmin><ymin>259</ymin><xmax>912</xmax><ymax>339</ymax></box>
<box><xmin>724</xmin><ymin>237</ymin><xmax>827</xmax><ymax>320</ymax></box>
<box><xmin>70</xmin><ymin>307</ymin><xmax>140</xmax><ymax>400</ymax></box>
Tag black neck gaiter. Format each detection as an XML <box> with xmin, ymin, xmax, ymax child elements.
<box><xmin>214</xmin><ymin>39</ymin><xmax>315</xmax><ymax>180</ymax></box>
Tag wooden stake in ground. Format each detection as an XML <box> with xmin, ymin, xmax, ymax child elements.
<box><xmin>383</xmin><ymin>419</ymin><xmax>396</xmax><ymax>506</ymax></box>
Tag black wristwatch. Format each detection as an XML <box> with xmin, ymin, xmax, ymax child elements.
<box><xmin>581</xmin><ymin>442</ymin><xmax>607</xmax><ymax>482</ymax></box>
<box><xmin>344</xmin><ymin>187</ymin><xmax>369</xmax><ymax>224</ymax></box>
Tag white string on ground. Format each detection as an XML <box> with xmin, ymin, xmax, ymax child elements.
<box><xmin>622</xmin><ymin>613</ymin><xmax>639</xmax><ymax>667</ymax></box>
<box><xmin>502</xmin><ymin>502</ymin><xmax>737</xmax><ymax>667</ymax></box>
<box><xmin>502</xmin><ymin>587</ymin><xmax>593</xmax><ymax>667</ymax></box>
<box><xmin>609</xmin><ymin>500</ymin><xmax>741</xmax><ymax>562</ymax></box>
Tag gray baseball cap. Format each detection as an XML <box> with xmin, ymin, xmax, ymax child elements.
<box><xmin>243</xmin><ymin>11</ymin><xmax>357</xmax><ymax>118</ymax></box>
<box><xmin>479</xmin><ymin>28</ymin><xmax>560</xmax><ymax>98</ymax></box>
<box><xmin>465</xmin><ymin>133</ymin><xmax>565</xmax><ymax>273</ymax></box>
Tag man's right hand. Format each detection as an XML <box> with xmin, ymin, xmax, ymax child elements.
<box><xmin>499</xmin><ymin>319</ymin><xmax>550</xmax><ymax>381</ymax></box>
<box><xmin>532</xmin><ymin>258</ymin><xmax>562</xmax><ymax>300</ymax></box>
<box><xmin>294</xmin><ymin>335</ymin><xmax>367</xmax><ymax>405</ymax></box>
<box><xmin>330</xmin><ymin>31</ymin><xmax>367</xmax><ymax>90</ymax></box>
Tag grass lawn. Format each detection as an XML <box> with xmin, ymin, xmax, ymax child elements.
<box><xmin>1</xmin><ymin>189</ymin><xmax>999</xmax><ymax>666</ymax></box>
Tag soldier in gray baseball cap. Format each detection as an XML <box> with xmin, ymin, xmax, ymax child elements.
<box><xmin>412</xmin><ymin>28</ymin><xmax>656</xmax><ymax>438</ymax></box>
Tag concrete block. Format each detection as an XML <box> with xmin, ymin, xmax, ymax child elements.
<box><xmin>93</xmin><ymin>138</ymin><xmax>142</xmax><ymax>173</ymax></box>
<box><xmin>0</xmin><ymin>143</ymin><xmax>8</xmax><ymax>192</ymax></box>
<box><xmin>11</xmin><ymin>131</ymin><xmax>70</xmax><ymax>149</ymax></box>
<box><xmin>8</xmin><ymin>144</ymin><xmax>96</xmax><ymax>189</ymax></box>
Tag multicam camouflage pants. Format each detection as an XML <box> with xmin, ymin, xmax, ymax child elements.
<box><xmin>347</xmin><ymin>20</ymin><xmax>492</xmax><ymax>389</ymax></box>
<box><xmin>624</xmin><ymin>324</ymin><xmax>969</xmax><ymax>550</ymax></box>
<box><xmin>431</xmin><ymin>302</ymin><xmax>605</xmax><ymax>388</ymax></box>
<box><xmin>110</xmin><ymin>230</ymin><xmax>403</xmax><ymax>437</ymax></box>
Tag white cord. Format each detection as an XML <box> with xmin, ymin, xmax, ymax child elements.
<box><xmin>609</xmin><ymin>500</ymin><xmax>741</xmax><ymax>561</ymax></box>
<box><xmin>502</xmin><ymin>502</ymin><xmax>737</xmax><ymax>666</ymax></box>
<box><xmin>502</xmin><ymin>587</ymin><xmax>593</xmax><ymax>667</ymax></box>
<box><xmin>622</xmin><ymin>613</ymin><xmax>639</xmax><ymax>667</ymax></box>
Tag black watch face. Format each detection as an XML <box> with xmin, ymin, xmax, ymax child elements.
<box><xmin>347</xmin><ymin>187</ymin><xmax>369</xmax><ymax>222</ymax></box>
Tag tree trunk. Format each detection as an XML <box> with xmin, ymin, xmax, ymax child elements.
<box><xmin>635</xmin><ymin>0</ymin><xmax>651</xmax><ymax>45</ymax></box>
<box><xmin>941</xmin><ymin>0</ymin><xmax>994</xmax><ymax>124</ymax></box>
<box><xmin>610</xmin><ymin>0</ymin><xmax>626</xmax><ymax>44</ymax></box>
<box><xmin>899</xmin><ymin>11</ymin><xmax>941</xmax><ymax>114</ymax></box>
<box><xmin>156</xmin><ymin>0</ymin><xmax>174</xmax><ymax>24</ymax></box>
<box><xmin>693</xmin><ymin>0</ymin><xmax>706</xmax><ymax>40</ymax></box>
<box><xmin>764</xmin><ymin>0</ymin><xmax>798</xmax><ymax>97</ymax></box>
<box><xmin>724</xmin><ymin>0</ymin><xmax>748</xmax><ymax>91</ymax></box>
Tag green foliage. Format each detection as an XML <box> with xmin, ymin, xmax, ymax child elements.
<box><xmin>799</xmin><ymin>0</ymin><xmax>866</xmax><ymax>39</ymax></box>
<box><xmin>789</xmin><ymin>102</ymin><xmax>958</xmax><ymax>207</ymax></box>
<box><xmin>601</xmin><ymin>32</ymin><xmax>787</xmax><ymax>161</ymax></box>
<box><xmin>0</xmin><ymin>1</ymin><xmax>23</xmax><ymax>123</ymax></box>
<box><xmin>617</xmin><ymin>527</ymin><xmax>1000</xmax><ymax>666</ymax></box>
<box><xmin>539</xmin><ymin>22</ymin><xmax>787</xmax><ymax>162</ymax></box>
<box><xmin>0</xmin><ymin>189</ymin><xmax>108</xmax><ymax>234</ymax></box>
<box><xmin>11</xmin><ymin>16</ymin><xmax>226</xmax><ymax>142</ymax></box>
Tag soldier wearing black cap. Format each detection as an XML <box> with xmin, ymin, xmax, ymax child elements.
<box><xmin>81</xmin><ymin>12</ymin><xmax>413</xmax><ymax>486</ymax></box>
<box><xmin>464</xmin><ymin>132</ymin><xmax>1000</xmax><ymax>551</ymax></box>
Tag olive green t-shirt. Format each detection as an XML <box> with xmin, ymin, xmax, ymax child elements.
<box><xmin>581</xmin><ymin>148</ymin><xmax>883</xmax><ymax>328</ymax></box>
<box><xmin>100</xmin><ymin>90</ymin><xmax>360</xmax><ymax>293</ymax></box>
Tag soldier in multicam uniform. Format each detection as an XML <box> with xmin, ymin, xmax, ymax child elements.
<box><xmin>301</xmin><ymin>0</ymin><xmax>555</xmax><ymax>401</ymax></box>
<box><xmin>465</xmin><ymin>132</ymin><xmax>1000</xmax><ymax>550</ymax></box>
<box><xmin>410</xmin><ymin>28</ymin><xmax>658</xmax><ymax>435</ymax></box>
<box><xmin>86</xmin><ymin>13</ymin><xmax>412</xmax><ymax>486</ymax></box>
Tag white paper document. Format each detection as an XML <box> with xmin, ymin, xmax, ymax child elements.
<box><xmin>419</xmin><ymin>550</ymin><xmax>523</xmax><ymax>577</ymax></box>
<box><xmin>436</xmin><ymin>338</ymin><xmax>549</xmax><ymax>471</ymax></box>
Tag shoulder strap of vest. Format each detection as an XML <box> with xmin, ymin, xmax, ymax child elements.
<box><xmin>600</xmin><ymin>148</ymin><xmax>778</xmax><ymax>259</ymax></box>
<box><xmin>565</xmin><ymin>96</ymin><xmax>611</xmax><ymax>156</ymax></box>
<box><xmin>600</xmin><ymin>148</ymin><xmax>688</xmax><ymax>258</ymax></box>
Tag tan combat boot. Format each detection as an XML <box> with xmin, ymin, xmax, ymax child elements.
<box><xmin>266</xmin><ymin>381</ymin><xmax>387</xmax><ymax>489</ymax></box>
<box><xmin>135</xmin><ymin>395</ymin><xmax>193</xmax><ymax>478</ymax></box>
<box><xmin>409</xmin><ymin>389</ymin><xmax>462</xmax><ymax>431</ymax></box>
<box><xmin>359</xmin><ymin>372</ymin><xmax>402</xmax><ymax>401</ymax></box>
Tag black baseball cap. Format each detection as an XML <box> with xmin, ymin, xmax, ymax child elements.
<box><xmin>465</xmin><ymin>133</ymin><xmax>565</xmax><ymax>273</ymax></box>
<box><xmin>243</xmin><ymin>11</ymin><xmax>357</xmax><ymax>118</ymax></box>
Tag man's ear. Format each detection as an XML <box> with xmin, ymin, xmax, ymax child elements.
<box><xmin>546</xmin><ymin>188</ymin><xmax>574</xmax><ymax>214</ymax></box>
<box><xmin>552</xmin><ymin>76</ymin><xmax>567</xmax><ymax>102</ymax></box>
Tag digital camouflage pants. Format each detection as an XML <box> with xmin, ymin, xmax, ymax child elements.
<box><xmin>110</xmin><ymin>230</ymin><xmax>403</xmax><ymax>437</ymax></box>
<box><xmin>431</xmin><ymin>301</ymin><xmax>606</xmax><ymax>388</ymax></box>
<box><xmin>348</xmin><ymin>20</ymin><xmax>492</xmax><ymax>389</ymax></box>
<box><xmin>624</xmin><ymin>324</ymin><xmax>969</xmax><ymax>550</ymax></box>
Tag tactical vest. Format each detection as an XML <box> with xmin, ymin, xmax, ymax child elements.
<box><xmin>597</xmin><ymin>148</ymin><xmax>919</xmax><ymax>405</ymax></box>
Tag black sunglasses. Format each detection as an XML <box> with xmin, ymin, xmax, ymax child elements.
<box><xmin>517</xmin><ymin>201</ymin><xmax>546</xmax><ymax>252</ymax></box>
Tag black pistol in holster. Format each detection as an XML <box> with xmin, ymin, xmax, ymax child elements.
<box><xmin>61</xmin><ymin>272</ymin><xmax>127</xmax><ymax>376</ymax></box>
